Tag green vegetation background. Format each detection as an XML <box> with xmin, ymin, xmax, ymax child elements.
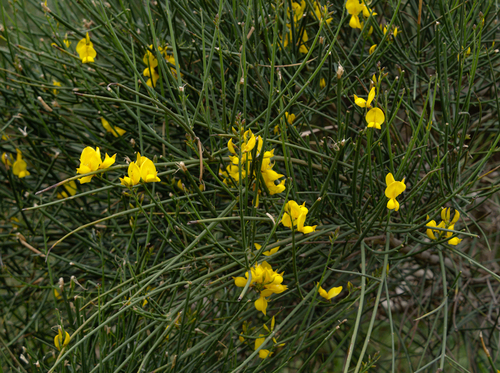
<box><xmin>1</xmin><ymin>0</ymin><xmax>500</xmax><ymax>372</ymax></box>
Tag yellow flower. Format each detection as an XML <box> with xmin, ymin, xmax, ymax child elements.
<box><xmin>346</xmin><ymin>0</ymin><xmax>364</xmax><ymax>29</ymax></box>
<box><xmin>120</xmin><ymin>161</ymin><xmax>141</xmax><ymax>187</ymax></box>
<box><xmin>288</xmin><ymin>0</ymin><xmax>306</xmax><ymax>23</ymax></box>
<box><xmin>76</xmin><ymin>146</ymin><xmax>116</xmax><ymax>183</ymax></box>
<box><xmin>1</xmin><ymin>152</ymin><xmax>12</xmax><ymax>166</ymax></box>
<box><xmin>285</xmin><ymin>112</ymin><xmax>296</xmax><ymax>125</ymax></box>
<box><xmin>121</xmin><ymin>153</ymin><xmax>158</xmax><ymax>184</ymax></box>
<box><xmin>441</xmin><ymin>207</ymin><xmax>460</xmax><ymax>225</ymax></box>
<box><xmin>255</xmin><ymin>335</ymin><xmax>273</xmax><ymax>358</ymax></box>
<box><xmin>254</xmin><ymin>295</ymin><xmax>269</xmax><ymax>316</ymax></box>
<box><xmin>426</xmin><ymin>209</ymin><xmax>462</xmax><ymax>245</ymax></box>
<box><xmin>425</xmin><ymin>216</ymin><xmax>442</xmax><ymax>240</ymax></box>
<box><xmin>346</xmin><ymin>0</ymin><xmax>363</xmax><ymax>15</ymax></box>
<box><xmin>275</xmin><ymin>113</ymin><xmax>296</xmax><ymax>134</ymax></box>
<box><xmin>76</xmin><ymin>32</ymin><xmax>97</xmax><ymax>64</ymax></box>
<box><xmin>13</xmin><ymin>149</ymin><xmax>30</xmax><ymax>178</ymax></box>
<box><xmin>446</xmin><ymin>224</ymin><xmax>462</xmax><ymax>246</ymax></box>
<box><xmin>101</xmin><ymin>117</ymin><xmax>126</xmax><ymax>137</ymax></box>
<box><xmin>54</xmin><ymin>328</ymin><xmax>70</xmax><ymax>351</ymax></box>
<box><xmin>320</xmin><ymin>78</ymin><xmax>326</xmax><ymax>89</ymax></box>
<box><xmin>281</xmin><ymin>200</ymin><xmax>317</xmax><ymax>234</ymax></box>
<box><xmin>142</xmin><ymin>45</ymin><xmax>161</xmax><ymax>87</ymax></box>
<box><xmin>282</xmin><ymin>26</ymin><xmax>309</xmax><ymax>54</ymax></box>
<box><xmin>57</xmin><ymin>180</ymin><xmax>78</xmax><ymax>199</ymax></box>
<box><xmin>135</xmin><ymin>152</ymin><xmax>148</xmax><ymax>167</ymax></box>
<box><xmin>354</xmin><ymin>87</ymin><xmax>375</xmax><ymax>108</ymax></box>
<box><xmin>366</xmin><ymin>107</ymin><xmax>385</xmax><ymax>129</ymax></box>
<box><xmin>53</xmin><ymin>80</ymin><xmax>61</xmax><ymax>95</ymax></box>
<box><xmin>140</xmin><ymin>157</ymin><xmax>161</xmax><ymax>183</ymax></box>
<box><xmin>312</xmin><ymin>2</ymin><xmax>332</xmax><ymax>24</ymax></box>
<box><xmin>234</xmin><ymin>261</ymin><xmax>287</xmax><ymax>315</ymax></box>
<box><xmin>369</xmin><ymin>44</ymin><xmax>377</xmax><ymax>55</ymax></box>
<box><xmin>349</xmin><ymin>14</ymin><xmax>362</xmax><ymax>29</ymax></box>
<box><xmin>143</xmin><ymin>45</ymin><xmax>159</xmax><ymax>69</ymax></box>
<box><xmin>385</xmin><ymin>173</ymin><xmax>406</xmax><ymax>211</ymax></box>
<box><xmin>317</xmin><ymin>283</ymin><xmax>342</xmax><ymax>300</ymax></box>
<box><xmin>239</xmin><ymin>321</ymin><xmax>250</xmax><ymax>343</ymax></box>
<box><xmin>255</xmin><ymin>243</ymin><xmax>280</xmax><ymax>256</ymax></box>
<box><xmin>63</xmin><ymin>38</ymin><xmax>71</xmax><ymax>48</ymax></box>
<box><xmin>54</xmin><ymin>289</ymin><xmax>62</xmax><ymax>300</ymax></box>
<box><xmin>144</xmin><ymin>67</ymin><xmax>160</xmax><ymax>87</ymax></box>
<box><xmin>166</xmin><ymin>54</ymin><xmax>182</xmax><ymax>77</ymax></box>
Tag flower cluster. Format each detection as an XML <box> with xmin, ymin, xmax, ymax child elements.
<box><xmin>142</xmin><ymin>45</ymin><xmax>180</xmax><ymax>87</ymax></box>
<box><xmin>281</xmin><ymin>200</ymin><xmax>317</xmax><ymax>234</ymax></box>
<box><xmin>222</xmin><ymin>129</ymin><xmax>286</xmax><ymax>205</ymax></box>
<box><xmin>354</xmin><ymin>80</ymin><xmax>385</xmax><ymax>130</ymax></box>
<box><xmin>76</xmin><ymin>146</ymin><xmax>116</xmax><ymax>183</ymax></box>
<box><xmin>76</xmin><ymin>32</ymin><xmax>96</xmax><ymax>64</ymax></box>
<box><xmin>426</xmin><ymin>208</ymin><xmax>462</xmax><ymax>246</ymax></box>
<box><xmin>384</xmin><ymin>172</ymin><xmax>406</xmax><ymax>211</ymax></box>
<box><xmin>234</xmin><ymin>261</ymin><xmax>287</xmax><ymax>316</ymax></box>
<box><xmin>120</xmin><ymin>153</ymin><xmax>161</xmax><ymax>187</ymax></box>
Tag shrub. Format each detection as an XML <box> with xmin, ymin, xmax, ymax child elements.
<box><xmin>1</xmin><ymin>0</ymin><xmax>500</xmax><ymax>371</ymax></box>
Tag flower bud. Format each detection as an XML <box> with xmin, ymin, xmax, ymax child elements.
<box><xmin>336</xmin><ymin>64</ymin><xmax>344</xmax><ymax>79</ymax></box>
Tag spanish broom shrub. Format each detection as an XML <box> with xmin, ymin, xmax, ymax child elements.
<box><xmin>1</xmin><ymin>0</ymin><xmax>500</xmax><ymax>371</ymax></box>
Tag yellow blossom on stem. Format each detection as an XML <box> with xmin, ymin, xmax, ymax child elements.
<box><xmin>63</xmin><ymin>38</ymin><xmax>71</xmax><ymax>48</ymax></box>
<box><xmin>57</xmin><ymin>180</ymin><xmax>77</xmax><ymax>199</ymax></box>
<box><xmin>385</xmin><ymin>173</ymin><xmax>406</xmax><ymax>211</ymax></box>
<box><xmin>76</xmin><ymin>146</ymin><xmax>116</xmax><ymax>183</ymax></box>
<box><xmin>144</xmin><ymin>67</ymin><xmax>160</xmax><ymax>87</ymax></box>
<box><xmin>288</xmin><ymin>0</ymin><xmax>306</xmax><ymax>23</ymax></box>
<box><xmin>101</xmin><ymin>117</ymin><xmax>126</xmax><ymax>137</ymax></box>
<box><xmin>441</xmin><ymin>207</ymin><xmax>460</xmax><ymax>225</ymax></box>
<box><xmin>54</xmin><ymin>328</ymin><xmax>70</xmax><ymax>351</ymax></box>
<box><xmin>255</xmin><ymin>335</ymin><xmax>273</xmax><ymax>358</ymax></box>
<box><xmin>354</xmin><ymin>87</ymin><xmax>375</xmax><ymax>108</ymax></box>
<box><xmin>52</xmin><ymin>80</ymin><xmax>61</xmax><ymax>95</ymax></box>
<box><xmin>234</xmin><ymin>261</ymin><xmax>287</xmax><ymax>315</ymax></box>
<box><xmin>140</xmin><ymin>157</ymin><xmax>161</xmax><ymax>183</ymax></box>
<box><xmin>143</xmin><ymin>45</ymin><xmax>159</xmax><ymax>69</ymax></box>
<box><xmin>281</xmin><ymin>200</ymin><xmax>317</xmax><ymax>233</ymax></box>
<box><xmin>166</xmin><ymin>54</ymin><xmax>183</xmax><ymax>77</ymax></box>
<box><xmin>76</xmin><ymin>32</ymin><xmax>97</xmax><ymax>64</ymax></box>
<box><xmin>426</xmin><ymin>209</ymin><xmax>462</xmax><ymax>245</ymax></box>
<box><xmin>239</xmin><ymin>321</ymin><xmax>250</xmax><ymax>343</ymax></box>
<box><xmin>346</xmin><ymin>0</ymin><xmax>364</xmax><ymax>29</ymax></box>
<box><xmin>369</xmin><ymin>44</ymin><xmax>377</xmax><ymax>54</ymax></box>
<box><xmin>255</xmin><ymin>243</ymin><xmax>280</xmax><ymax>256</ymax></box>
<box><xmin>320</xmin><ymin>78</ymin><xmax>326</xmax><ymax>89</ymax></box>
<box><xmin>317</xmin><ymin>283</ymin><xmax>342</xmax><ymax>300</ymax></box>
<box><xmin>446</xmin><ymin>224</ymin><xmax>463</xmax><ymax>246</ymax></box>
<box><xmin>366</xmin><ymin>107</ymin><xmax>385</xmax><ymax>129</ymax></box>
<box><xmin>274</xmin><ymin>112</ymin><xmax>296</xmax><ymax>134</ymax></box>
<box><xmin>13</xmin><ymin>149</ymin><xmax>30</xmax><ymax>178</ymax></box>
<box><xmin>1</xmin><ymin>152</ymin><xmax>12</xmax><ymax>166</ymax></box>
<box><xmin>312</xmin><ymin>2</ymin><xmax>332</xmax><ymax>24</ymax></box>
<box><xmin>120</xmin><ymin>161</ymin><xmax>141</xmax><ymax>187</ymax></box>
